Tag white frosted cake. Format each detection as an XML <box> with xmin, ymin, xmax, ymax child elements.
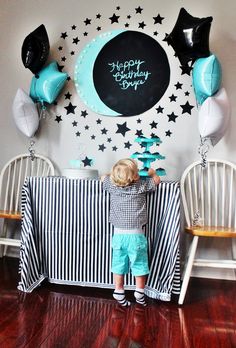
<box><xmin>62</xmin><ymin>168</ymin><xmax>99</xmax><ymax>179</ymax></box>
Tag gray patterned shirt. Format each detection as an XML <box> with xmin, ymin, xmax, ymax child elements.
<box><xmin>103</xmin><ymin>175</ymin><xmax>156</xmax><ymax>229</ymax></box>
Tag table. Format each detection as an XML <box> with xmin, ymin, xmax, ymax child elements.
<box><xmin>18</xmin><ymin>177</ymin><xmax>180</xmax><ymax>301</ymax></box>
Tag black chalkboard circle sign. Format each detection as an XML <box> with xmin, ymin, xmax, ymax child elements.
<box><xmin>93</xmin><ymin>30</ymin><xmax>170</xmax><ymax>116</ymax></box>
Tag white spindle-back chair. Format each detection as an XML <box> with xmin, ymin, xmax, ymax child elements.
<box><xmin>0</xmin><ymin>154</ymin><xmax>55</xmax><ymax>256</ymax></box>
<box><xmin>178</xmin><ymin>159</ymin><xmax>236</xmax><ymax>305</ymax></box>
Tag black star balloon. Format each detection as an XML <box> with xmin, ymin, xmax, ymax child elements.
<box><xmin>21</xmin><ymin>24</ymin><xmax>50</xmax><ymax>74</ymax></box>
<box><xmin>166</xmin><ymin>8</ymin><xmax>213</xmax><ymax>66</ymax></box>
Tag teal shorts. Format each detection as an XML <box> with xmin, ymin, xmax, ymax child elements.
<box><xmin>111</xmin><ymin>233</ymin><xmax>149</xmax><ymax>276</ymax></box>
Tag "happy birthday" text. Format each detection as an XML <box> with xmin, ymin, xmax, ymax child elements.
<box><xmin>108</xmin><ymin>59</ymin><xmax>151</xmax><ymax>91</ymax></box>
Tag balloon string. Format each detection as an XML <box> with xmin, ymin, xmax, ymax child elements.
<box><xmin>39</xmin><ymin>103</ymin><xmax>48</xmax><ymax>119</ymax></box>
<box><xmin>198</xmin><ymin>137</ymin><xmax>209</xmax><ymax>168</ymax></box>
<box><xmin>192</xmin><ymin>137</ymin><xmax>210</xmax><ymax>226</ymax></box>
<box><xmin>28</xmin><ymin>139</ymin><xmax>35</xmax><ymax>161</ymax></box>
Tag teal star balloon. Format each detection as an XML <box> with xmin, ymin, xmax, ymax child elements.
<box><xmin>30</xmin><ymin>61</ymin><xmax>68</xmax><ymax>105</ymax></box>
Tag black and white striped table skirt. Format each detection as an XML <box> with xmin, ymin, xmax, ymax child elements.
<box><xmin>18</xmin><ymin>177</ymin><xmax>180</xmax><ymax>301</ymax></box>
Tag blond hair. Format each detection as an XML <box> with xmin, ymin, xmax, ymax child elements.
<box><xmin>110</xmin><ymin>158</ymin><xmax>139</xmax><ymax>187</ymax></box>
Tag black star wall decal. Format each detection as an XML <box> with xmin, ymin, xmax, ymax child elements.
<box><xmin>153</xmin><ymin>14</ymin><xmax>164</xmax><ymax>24</ymax></box>
<box><xmin>138</xmin><ymin>21</ymin><xmax>146</xmax><ymax>29</ymax></box>
<box><xmin>64</xmin><ymin>102</ymin><xmax>77</xmax><ymax>115</ymax></box>
<box><xmin>84</xmin><ymin>18</ymin><xmax>91</xmax><ymax>25</ymax></box>
<box><xmin>65</xmin><ymin>92</ymin><xmax>72</xmax><ymax>99</ymax></box>
<box><xmin>73</xmin><ymin>37</ymin><xmax>80</xmax><ymax>44</ymax></box>
<box><xmin>169</xmin><ymin>94</ymin><xmax>177</xmax><ymax>102</ymax></box>
<box><xmin>136</xmin><ymin>129</ymin><xmax>144</xmax><ymax>137</ymax></box>
<box><xmin>116</xmin><ymin>122</ymin><xmax>131</xmax><ymax>137</ymax></box>
<box><xmin>180</xmin><ymin>101</ymin><xmax>194</xmax><ymax>114</ymax></box>
<box><xmin>82</xmin><ymin>156</ymin><xmax>93</xmax><ymax>167</ymax></box>
<box><xmin>156</xmin><ymin>106</ymin><xmax>164</xmax><ymax>113</ymax></box>
<box><xmin>101</xmin><ymin>128</ymin><xmax>108</xmax><ymax>135</ymax></box>
<box><xmin>109</xmin><ymin>13</ymin><xmax>120</xmax><ymax>23</ymax></box>
<box><xmin>55</xmin><ymin>115</ymin><xmax>62</xmax><ymax>123</ymax></box>
<box><xmin>61</xmin><ymin>32</ymin><xmax>68</xmax><ymax>39</ymax></box>
<box><xmin>166</xmin><ymin>130</ymin><xmax>172</xmax><ymax>137</ymax></box>
<box><xmin>135</xmin><ymin>6</ymin><xmax>143</xmax><ymax>14</ymax></box>
<box><xmin>124</xmin><ymin>141</ymin><xmax>132</xmax><ymax>149</ymax></box>
<box><xmin>175</xmin><ymin>82</ymin><xmax>183</xmax><ymax>90</ymax></box>
<box><xmin>81</xmin><ymin>110</ymin><xmax>88</xmax><ymax>118</ymax></box>
<box><xmin>167</xmin><ymin>112</ymin><xmax>178</xmax><ymax>122</ymax></box>
<box><xmin>150</xmin><ymin>121</ymin><xmax>158</xmax><ymax>129</ymax></box>
<box><xmin>98</xmin><ymin>144</ymin><xmax>106</xmax><ymax>152</ymax></box>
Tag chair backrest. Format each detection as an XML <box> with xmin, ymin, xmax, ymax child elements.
<box><xmin>0</xmin><ymin>154</ymin><xmax>55</xmax><ymax>214</ymax></box>
<box><xmin>181</xmin><ymin>159</ymin><xmax>236</xmax><ymax>228</ymax></box>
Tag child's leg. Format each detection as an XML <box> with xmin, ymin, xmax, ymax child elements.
<box><xmin>134</xmin><ymin>275</ymin><xmax>147</xmax><ymax>306</ymax></box>
<box><xmin>113</xmin><ymin>273</ymin><xmax>131</xmax><ymax>307</ymax></box>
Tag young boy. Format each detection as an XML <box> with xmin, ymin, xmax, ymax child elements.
<box><xmin>102</xmin><ymin>158</ymin><xmax>160</xmax><ymax>306</ymax></box>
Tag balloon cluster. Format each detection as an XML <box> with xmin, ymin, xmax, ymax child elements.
<box><xmin>167</xmin><ymin>8</ymin><xmax>230</xmax><ymax>150</ymax></box>
<box><xmin>13</xmin><ymin>24</ymin><xmax>68</xmax><ymax>138</ymax></box>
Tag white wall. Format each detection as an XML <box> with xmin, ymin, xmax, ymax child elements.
<box><xmin>1</xmin><ymin>0</ymin><xmax>236</xmax><ymax>279</ymax></box>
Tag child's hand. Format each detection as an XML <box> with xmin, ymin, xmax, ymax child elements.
<box><xmin>148</xmin><ymin>168</ymin><xmax>161</xmax><ymax>185</ymax></box>
<box><xmin>100</xmin><ymin>175</ymin><xmax>106</xmax><ymax>182</ymax></box>
<box><xmin>148</xmin><ymin>168</ymin><xmax>156</xmax><ymax>177</ymax></box>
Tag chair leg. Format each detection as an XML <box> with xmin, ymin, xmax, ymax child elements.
<box><xmin>232</xmin><ymin>239</ymin><xmax>236</xmax><ymax>278</ymax></box>
<box><xmin>0</xmin><ymin>220</ymin><xmax>9</xmax><ymax>257</ymax></box>
<box><xmin>178</xmin><ymin>236</ymin><xmax>199</xmax><ymax>305</ymax></box>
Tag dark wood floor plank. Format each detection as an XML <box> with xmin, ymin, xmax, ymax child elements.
<box><xmin>1</xmin><ymin>257</ymin><xmax>236</xmax><ymax>348</ymax></box>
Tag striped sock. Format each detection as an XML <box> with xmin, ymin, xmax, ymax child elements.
<box><xmin>134</xmin><ymin>288</ymin><xmax>147</xmax><ymax>306</ymax></box>
<box><xmin>113</xmin><ymin>290</ymin><xmax>131</xmax><ymax>307</ymax></box>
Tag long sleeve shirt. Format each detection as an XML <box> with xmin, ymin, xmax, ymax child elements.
<box><xmin>102</xmin><ymin>175</ymin><xmax>156</xmax><ymax>229</ymax></box>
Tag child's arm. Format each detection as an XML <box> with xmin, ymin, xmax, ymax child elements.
<box><xmin>148</xmin><ymin>168</ymin><xmax>161</xmax><ymax>185</ymax></box>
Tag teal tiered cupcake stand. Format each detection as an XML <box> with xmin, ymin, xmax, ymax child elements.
<box><xmin>131</xmin><ymin>136</ymin><xmax>166</xmax><ymax>177</ymax></box>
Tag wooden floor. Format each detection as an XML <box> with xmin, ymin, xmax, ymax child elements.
<box><xmin>0</xmin><ymin>257</ymin><xmax>236</xmax><ymax>348</ymax></box>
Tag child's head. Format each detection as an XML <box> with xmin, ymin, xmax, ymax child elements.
<box><xmin>110</xmin><ymin>158</ymin><xmax>139</xmax><ymax>187</ymax></box>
